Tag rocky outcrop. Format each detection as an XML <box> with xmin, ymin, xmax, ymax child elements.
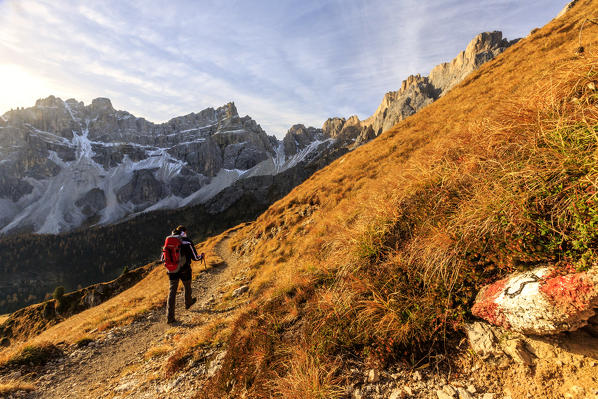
<box><xmin>116</xmin><ymin>169</ymin><xmax>165</xmax><ymax>206</ymax></box>
<box><xmin>0</xmin><ymin>31</ymin><xmax>516</xmax><ymax>236</ymax></box>
<box><xmin>428</xmin><ymin>31</ymin><xmax>516</xmax><ymax>94</ymax></box>
<box><xmin>322</xmin><ymin>117</ymin><xmax>346</xmax><ymax>139</ymax></box>
<box><xmin>75</xmin><ymin>188</ymin><xmax>107</xmax><ymax>217</ymax></box>
<box><xmin>0</xmin><ymin>98</ymin><xmax>332</xmax><ymax>235</ymax></box>
<box><xmin>321</xmin><ymin>31</ymin><xmax>518</xmax><ymax>148</ymax></box>
<box><xmin>472</xmin><ymin>266</ymin><xmax>598</xmax><ymax>335</ymax></box>
<box><xmin>557</xmin><ymin>0</ymin><xmax>579</xmax><ymax>18</ymax></box>
<box><xmin>282</xmin><ymin>124</ymin><xmax>326</xmax><ymax>156</ymax></box>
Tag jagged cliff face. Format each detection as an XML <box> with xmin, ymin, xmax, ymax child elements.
<box><xmin>0</xmin><ymin>31</ymin><xmax>515</xmax><ymax>236</ymax></box>
<box><xmin>323</xmin><ymin>31</ymin><xmax>518</xmax><ymax>146</ymax></box>
<box><xmin>0</xmin><ymin>97</ymin><xmax>333</xmax><ymax>234</ymax></box>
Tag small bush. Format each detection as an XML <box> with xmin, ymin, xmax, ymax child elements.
<box><xmin>144</xmin><ymin>345</ymin><xmax>172</xmax><ymax>360</ymax></box>
<box><xmin>7</xmin><ymin>342</ymin><xmax>62</xmax><ymax>367</ymax></box>
<box><xmin>272</xmin><ymin>347</ymin><xmax>344</xmax><ymax>399</ymax></box>
<box><xmin>52</xmin><ymin>286</ymin><xmax>64</xmax><ymax>301</ymax></box>
<box><xmin>52</xmin><ymin>286</ymin><xmax>66</xmax><ymax>312</ymax></box>
<box><xmin>75</xmin><ymin>336</ymin><xmax>94</xmax><ymax>348</ymax></box>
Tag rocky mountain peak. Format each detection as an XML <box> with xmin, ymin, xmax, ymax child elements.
<box><xmin>217</xmin><ymin>102</ymin><xmax>238</xmax><ymax>119</ymax></box>
<box><xmin>399</xmin><ymin>74</ymin><xmax>429</xmax><ymax>92</ymax></box>
<box><xmin>322</xmin><ymin>117</ymin><xmax>346</xmax><ymax>139</ymax></box>
<box><xmin>90</xmin><ymin>97</ymin><xmax>114</xmax><ymax>114</ymax></box>
<box><xmin>34</xmin><ymin>95</ymin><xmax>64</xmax><ymax>108</ymax></box>
<box><xmin>345</xmin><ymin>115</ymin><xmax>360</xmax><ymax>126</ymax></box>
<box><xmin>429</xmin><ymin>31</ymin><xmax>517</xmax><ymax>93</ymax></box>
<box><xmin>466</xmin><ymin>31</ymin><xmax>508</xmax><ymax>56</ymax></box>
<box><xmin>0</xmin><ymin>95</ymin><xmax>338</xmax><ymax>235</ymax></box>
<box><xmin>282</xmin><ymin>124</ymin><xmax>325</xmax><ymax>156</ymax></box>
<box><xmin>352</xmin><ymin>31</ymin><xmax>517</xmax><ymax>144</ymax></box>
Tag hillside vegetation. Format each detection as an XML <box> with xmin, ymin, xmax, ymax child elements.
<box><xmin>0</xmin><ymin>185</ymin><xmax>265</xmax><ymax>313</ymax></box>
<box><xmin>202</xmin><ymin>3</ymin><xmax>598</xmax><ymax>396</ymax></box>
<box><xmin>1</xmin><ymin>2</ymin><xmax>597</xmax><ymax>398</ymax></box>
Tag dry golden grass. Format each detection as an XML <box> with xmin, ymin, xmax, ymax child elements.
<box><xmin>0</xmin><ymin>380</ymin><xmax>35</xmax><ymax>395</ymax></box>
<box><xmin>3</xmin><ymin>4</ymin><xmax>597</xmax><ymax>398</ymax></box>
<box><xmin>271</xmin><ymin>346</ymin><xmax>344</xmax><ymax>399</ymax></box>
<box><xmin>0</xmin><ymin>341</ymin><xmax>62</xmax><ymax>368</ymax></box>
<box><xmin>164</xmin><ymin>314</ymin><xmax>233</xmax><ymax>376</ymax></box>
<box><xmin>0</xmin><ymin>228</ymin><xmax>230</xmax><ymax>367</ymax></box>
<box><xmin>201</xmin><ymin>3</ymin><xmax>598</xmax><ymax>396</ymax></box>
<box><xmin>144</xmin><ymin>344</ymin><xmax>173</xmax><ymax>360</ymax></box>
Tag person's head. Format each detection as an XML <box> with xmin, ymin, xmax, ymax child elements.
<box><xmin>172</xmin><ymin>225</ymin><xmax>187</xmax><ymax>236</ymax></box>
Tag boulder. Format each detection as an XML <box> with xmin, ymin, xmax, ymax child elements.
<box><xmin>472</xmin><ymin>266</ymin><xmax>598</xmax><ymax>335</ymax></box>
<box><xmin>75</xmin><ymin>188</ymin><xmax>107</xmax><ymax>216</ymax></box>
<box><xmin>322</xmin><ymin>117</ymin><xmax>346</xmax><ymax>138</ymax></box>
<box><xmin>232</xmin><ymin>285</ymin><xmax>249</xmax><ymax>298</ymax></box>
<box><xmin>465</xmin><ymin>322</ymin><xmax>503</xmax><ymax>358</ymax></box>
<box><xmin>282</xmin><ymin>124</ymin><xmax>325</xmax><ymax>156</ymax></box>
<box><xmin>367</xmin><ymin>369</ymin><xmax>379</xmax><ymax>383</ymax></box>
<box><xmin>116</xmin><ymin>169</ymin><xmax>165</xmax><ymax>205</ymax></box>
<box><xmin>502</xmin><ymin>338</ymin><xmax>535</xmax><ymax>365</ymax></box>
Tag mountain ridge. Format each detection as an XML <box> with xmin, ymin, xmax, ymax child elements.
<box><xmin>1</xmin><ymin>1</ymin><xmax>597</xmax><ymax>396</ymax></box>
<box><xmin>0</xmin><ymin>30</ymin><xmax>516</xmax><ymax>313</ymax></box>
<box><xmin>0</xmin><ymin>30</ymin><xmax>515</xmax><ymax>236</ymax></box>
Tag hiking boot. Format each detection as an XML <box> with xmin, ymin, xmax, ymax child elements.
<box><xmin>185</xmin><ymin>297</ymin><xmax>197</xmax><ymax>310</ymax></box>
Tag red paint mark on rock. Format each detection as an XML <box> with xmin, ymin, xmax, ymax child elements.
<box><xmin>472</xmin><ymin>277</ymin><xmax>509</xmax><ymax>327</ymax></box>
<box><xmin>540</xmin><ymin>272</ymin><xmax>596</xmax><ymax>315</ymax></box>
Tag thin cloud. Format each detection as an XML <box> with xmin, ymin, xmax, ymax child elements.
<box><xmin>0</xmin><ymin>0</ymin><xmax>567</xmax><ymax>137</ymax></box>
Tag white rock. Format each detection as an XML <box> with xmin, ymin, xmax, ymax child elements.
<box><xmin>114</xmin><ymin>382</ymin><xmax>135</xmax><ymax>392</ymax></box>
<box><xmin>412</xmin><ymin>370</ymin><xmax>422</xmax><ymax>381</ymax></box>
<box><xmin>436</xmin><ymin>390</ymin><xmax>455</xmax><ymax>399</ymax></box>
<box><xmin>232</xmin><ymin>285</ymin><xmax>249</xmax><ymax>297</ymax></box>
<box><xmin>442</xmin><ymin>385</ymin><xmax>457</xmax><ymax>396</ymax></box>
<box><xmin>465</xmin><ymin>322</ymin><xmax>502</xmax><ymax>358</ymax></box>
<box><xmin>502</xmin><ymin>339</ymin><xmax>535</xmax><ymax>365</ymax></box>
<box><xmin>389</xmin><ymin>388</ymin><xmax>402</xmax><ymax>399</ymax></box>
<box><xmin>472</xmin><ymin>267</ymin><xmax>598</xmax><ymax>335</ymax></box>
<box><xmin>368</xmin><ymin>369</ymin><xmax>380</xmax><ymax>383</ymax></box>
<box><xmin>481</xmin><ymin>394</ymin><xmax>495</xmax><ymax>399</ymax></box>
<box><xmin>457</xmin><ymin>387</ymin><xmax>474</xmax><ymax>399</ymax></box>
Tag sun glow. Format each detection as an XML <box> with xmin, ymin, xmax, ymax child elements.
<box><xmin>0</xmin><ymin>64</ymin><xmax>56</xmax><ymax>114</ymax></box>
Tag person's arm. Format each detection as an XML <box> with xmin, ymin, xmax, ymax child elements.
<box><xmin>183</xmin><ymin>239</ymin><xmax>201</xmax><ymax>261</ymax></box>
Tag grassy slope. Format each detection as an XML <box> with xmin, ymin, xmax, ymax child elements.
<box><xmin>0</xmin><ymin>231</ymin><xmax>230</xmax><ymax>365</ymax></box>
<box><xmin>2</xmin><ymin>1</ymin><xmax>597</xmax><ymax>397</ymax></box>
<box><xmin>204</xmin><ymin>2</ymin><xmax>598</xmax><ymax>396</ymax></box>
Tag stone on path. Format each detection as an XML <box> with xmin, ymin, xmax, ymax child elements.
<box><xmin>231</xmin><ymin>285</ymin><xmax>249</xmax><ymax>297</ymax></box>
<box><xmin>367</xmin><ymin>369</ymin><xmax>379</xmax><ymax>383</ymax></box>
<box><xmin>472</xmin><ymin>266</ymin><xmax>598</xmax><ymax>335</ymax></box>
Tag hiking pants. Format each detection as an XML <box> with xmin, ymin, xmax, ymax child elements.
<box><xmin>166</xmin><ymin>277</ymin><xmax>192</xmax><ymax>321</ymax></box>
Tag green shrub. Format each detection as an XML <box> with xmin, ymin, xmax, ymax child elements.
<box><xmin>7</xmin><ymin>343</ymin><xmax>62</xmax><ymax>367</ymax></box>
<box><xmin>52</xmin><ymin>286</ymin><xmax>64</xmax><ymax>301</ymax></box>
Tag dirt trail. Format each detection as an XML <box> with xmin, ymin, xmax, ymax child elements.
<box><xmin>16</xmin><ymin>234</ymin><xmax>242</xmax><ymax>399</ymax></box>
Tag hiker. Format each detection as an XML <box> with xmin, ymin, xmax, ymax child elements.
<box><xmin>161</xmin><ymin>225</ymin><xmax>202</xmax><ymax>324</ymax></box>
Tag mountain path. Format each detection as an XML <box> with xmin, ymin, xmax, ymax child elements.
<box><xmin>17</xmin><ymin>234</ymin><xmax>244</xmax><ymax>399</ymax></box>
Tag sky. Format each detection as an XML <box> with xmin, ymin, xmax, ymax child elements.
<box><xmin>0</xmin><ymin>0</ymin><xmax>568</xmax><ymax>138</ymax></box>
